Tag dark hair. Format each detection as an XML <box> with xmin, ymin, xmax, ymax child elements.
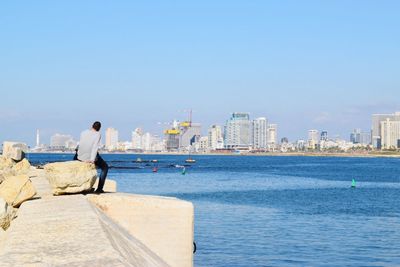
<box><xmin>92</xmin><ymin>121</ymin><xmax>101</xmax><ymax>131</ymax></box>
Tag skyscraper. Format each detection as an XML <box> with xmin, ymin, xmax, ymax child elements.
<box><xmin>179</xmin><ymin>123</ymin><xmax>201</xmax><ymax>150</ymax></box>
<box><xmin>105</xmin><ymin>128</ymin><xmax>119</xmax><ymax>150</ymax></box>
<box><xmin>371</xmin><ymin>112</ymin><xmax>400</xmax><ymax>149</ymax></box>
<box><xmin>252</xmin><ymin>117</ymin><xmax>268</xmax><ymax>150</ymax></box>
<box><xmin>308</xmin><ymin>130</ymin><xmax>319</xmax><ymax>149</ymax></box>
<box><xmin>320</xmin><ymin>131</ymin><xmax>328</xmax><ymax>141</ymax></box>
<box><xmin>267</xmin><ymin>124</ymin><xmax>278</xmax><ymax>151</ymax></box>
<box><xmin>350</xmin><ymin>129</ymin><xmax>371</xmax><ymax>145</ymax></box>
<box><xmin>131</xmin><ymin>128</ymin><xmax>143</xmax><ymax>150</ymax></box>
<box><xmin>380</xmin><ymin>118</ymin><xmax>400</xmax><ymax>149</ymax></box>
<box><xmin>208</xmin><ymin>125</ymin><xmax>224</xmax><ymax>150</ymax></box>
<box><xmin>224</xmin><ymin>113</ymin><xmax>252</xmax><ymax>149</ymax></box>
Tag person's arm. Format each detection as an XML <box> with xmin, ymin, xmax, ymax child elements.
<box><xmin>90</xmin><ymin>133</ymin><xmax>101</xmax><ymax>162</ymax></box>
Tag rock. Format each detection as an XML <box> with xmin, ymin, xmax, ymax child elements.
<box><xmin>0</xmin><ymin>157</ymin><xmax>16</xmax><ymax>184</ymax></box>
<box><xmin>12</xmin><ymin>159</ymin><xmax>31</xmax><ymax>175</ymax></box>
<box><xmin>44</xmin><ymin>161</ymin><xmax>97</xmax><ymax>195</ymax></box>
<box><xmin>0</xmin><ymin>156</ymin><xmax>15</xmax><ymax>171</ymax></box>
<box><xmin>0</xmin><ymin>227</ymin><xmax>5</xmax><ymax>239</ymax></box>
<box><xmin>0</xmin><ymin>198</ymin><xmax>8</xmax><ymax>229</ymax></box>
<box><xmin>2</xmin><ymin>142</ymin><xmax>28</xmax><ymax>161</ymax></box>
<box><xmin>0</xmin><ymin>198</ymin><xmax>16</xmax><ymax>230</ymax></box>
<box><xmin>0</xmin><ymin>175</ymin><xmax>37</xmax><ymax>207</ymax></box>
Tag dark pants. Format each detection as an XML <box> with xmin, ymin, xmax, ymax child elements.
<box><xmin>74</xmin><ymin>152</ymin><xmax>108</xmax><ymax>192</ymax></box>
<box><xmin>94</xmin><ymin>154</ymin><xmax>108</xmax><ymax>192</ymax></box>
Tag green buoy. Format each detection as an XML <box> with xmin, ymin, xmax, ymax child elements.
<box><xmin>182</xmin><ymin>167</ymin><xmax>186</xmax><ymax>175</ymax></box>
<box><xmin>351</xmin><ymin>179</ymin><xmax>356</xmax><ymax>188</ymax></box>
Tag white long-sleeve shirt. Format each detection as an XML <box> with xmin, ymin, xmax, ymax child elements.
<box><xmin>77</xmin><ymin>129</ymin><xmax>101</xmax><ymax>162</ymax></box>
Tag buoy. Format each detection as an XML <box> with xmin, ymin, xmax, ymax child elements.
<box><xmin>153</xmin><ymin>167</ymin><xmax>158</xmax><ymax>173</ymax></box>
<box><xmin>351</xmin><ymin>179</ymin><xmax>356</xmax><ymax>188</ymax></box>
<box><xmin>182</xmin><ymin>167</ymin><xmax>186</xmax><ymax>175</ymax></box>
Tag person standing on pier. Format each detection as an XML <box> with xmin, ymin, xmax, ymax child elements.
<box><xmin>75</xmin><ymin>121</ymin><xmax>108</xmax><ymax>194</ymax></box>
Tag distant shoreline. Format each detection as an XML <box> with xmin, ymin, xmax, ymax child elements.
<box><xmin>27</xmin><ymin>151</ymin><xmax>400</xmax><ymax>158</ymax></box>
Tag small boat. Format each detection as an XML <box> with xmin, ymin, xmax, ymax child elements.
<box><xmin>185</xmin><ymin>146</ymin><xmax>196</xmax><ymax>163</ymax></box>
<box><xmin>185</xmin><ymin>158</ymin><xmax>196</xmax><ymax>163</ymax></box>
<box><xmin>151</xmin><ymin>159</ymin><xmax>158</xmax><ymax>163</ymax></box>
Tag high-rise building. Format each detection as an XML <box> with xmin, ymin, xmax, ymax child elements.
<box><xmin>267</xmin><ymin>124</ymin><xmax>278</xmax><ymax>150</ymax></box>
<box><xmin>371</xmin><ymin>112</ymin><xmax>400</xmax><ymax>149</ymax></box>
<box><xmin>105</xmin><ymin>128</ymin><xmax>119</xmax><ymax>150</ymax></box>
<box><xmin>131</xmin><ymin>128</ymin><xmax>143</xmax><ymax>150</ymax></box>
<box><xmin>252</xmin><ymin>117</ymin><xmax>268</xmax><ymax>149</ymax></box>
<box><xmin>350</xmin><ymin>129</ymin><xmax>371</xmax><ymax>145</ymax></box>
<box><xmin>142</xmin><ymin>132</ymin><xmax>153</xmax><ymax>151</ymax></box>
<box><xmin>380</xmin><ymin>119</ymin><xmax>400</xmax><ymax>149</ymax></box>
<box><xmin>308</xmin><ymin>130</ymin><xmax>319</xmax><ymax>149</ymax></box>
<box><xmin>179</xmin><ymin>123</ymin><xmax>201</xmax><ymax>149</ymax></box>
<box><xmin>320</xmin><ymin>131</ymin><xmax>328</xmax><ymax>141</ymax></box>
<box><xmin>151</xmin><ymin>135</ymin><xmax>164</xmax><ymax>152</ymax></box>
<box><xmin>164</xmin><ymin>119</ymin><xmax>201</xmax><ymax>151</ymax></box>
<box><xmin>208</xmin><ymin>125</ymin><xmax>224</xmax><ymax>150</ymax></box>
<box><xmin>196</xmin><ymin>136</ymin><xmax>209</xmax><ymax>152</ymax></box>
<box><xmin>224</xmin><ymin>113</ymin><xmax>252</xmax><ymax>149</ymax></box>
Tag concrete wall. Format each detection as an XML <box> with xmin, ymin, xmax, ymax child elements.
<box><xmin>89</xmin><ymin>193</ymin><xmax>194</xmax><ymax>267</ymax></box>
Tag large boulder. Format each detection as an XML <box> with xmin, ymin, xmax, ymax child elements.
<box><xmin>12</xmin><ymin>159</ymin><xmax>31</xmax><ymax>175</ymax></box>
<box><xmin>44</xmin><ymin>161</ymin><xmax>97</xmax><ymax>195</ymax></box>
<box><xmin>0</xmin><ymin>156</ymin><xmax>14</xmax><ymax>171</ymax></box>
<box><xmin>0</xmin><ymin>158</ymin><xmax>32</xmax><ymax>184</ymax></box>
<box><xmin>0</xmin><ymin>156</ymin><xmax>15</xmax><ymax>184</ymax></box>
<box><xmin>0</xmin><ymin>175</ymin><xmax>37</xmax><ymax>208</ymax></box>
<box><xmin>0</xmin><ymin>198</ymin><xmax>17</xmax><ymax>230</ymax></box>
<box><xmin>2</xmin><ymin>142</ymin><xmax>28</xmax><ymax>161</ymax></box>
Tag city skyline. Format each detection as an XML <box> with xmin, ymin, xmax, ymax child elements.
<box><xmin>0</xmin><ymin>110</ymin><xmax>388</xmax><ymax>148</ymax></box>
<box><xmin>1</xmin><ymin>1</ymin><xmax>400</xmax><ymax>144</ymax></box>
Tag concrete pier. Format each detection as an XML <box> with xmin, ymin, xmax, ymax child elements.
<box><xmin>0</xmin><ymin>168</ymin><xmax>194</xmax><ymax>267</ymax></box>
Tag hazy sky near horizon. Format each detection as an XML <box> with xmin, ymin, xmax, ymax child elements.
<box><xmin>1</xmin><ymin>1</ymin><xmax>400</xmax><ymax>146</ymax></box>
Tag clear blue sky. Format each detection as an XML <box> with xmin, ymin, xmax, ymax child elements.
<box><xmin>1</xmin><ymin>1</ymin><xmax>399</xmax><ymax>146</ymax></box>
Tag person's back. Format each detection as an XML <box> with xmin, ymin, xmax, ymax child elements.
<box><xmin>77</xmin><ymin>129</ymin><xmax>101</xmax><ymax>162</ymax></box>
<box><xmin>75</xmin><ymin>121</ymin><xmax>108</xmax><ymax>194</ymax></box>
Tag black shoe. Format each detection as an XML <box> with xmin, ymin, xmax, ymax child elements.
<box><xmin>83</xmin><ymin>188</ymin><xmax>95</xmax><ymax>195</ymax></box>
<box><xmin>94</xmin><ymin>189</ymin><xmax>105</xmax><ymax>194</ymax></box>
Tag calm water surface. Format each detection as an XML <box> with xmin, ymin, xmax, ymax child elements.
<box><xmin>28</xmin><ymin>154</ymin><xmax>400</xmax><ymax>267</ymax></box>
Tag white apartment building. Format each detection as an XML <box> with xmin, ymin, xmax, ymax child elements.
<box><xmin>131</xmin><ymin>128</ymin><xmax>143</xmax><ymax>150</ymax></box>
<box><xmin>371</xmin><ymin>112</ymin><xmax>400</xmax><ymax>148</ymax></box>
<box><xmin>224</xmin><ymin>113</ymin><xmax>252</xmax><ymax>149</ymax></box>
<box><xmin>380</xmin><ymin>118</ymin><xmax>400</xmax><ymax>149</ymax></box>
<box><xmin>308</xmin><ymin>130</ymin><xmax>319</xmax><ymax>149</ymax></box>
<box><xmin>105</xmin><ymin>128</ymin><xmax>119</xmax><ymax>150</ymax></box>
<box><xmin>195</xmin><ymin>136</ymin><xmax>209</xmax><ymax>152</ymax></box>
<box><xmin>208</xmin><ymin>125</ymin><xmax>224</xmax><ymax>150</ymax></box>
<box><xmin>267</xmin><ymin>124</ymin><xmax>278</xmax><ymax>150</ymax></box>
<box><xmin>142</xmin><ymin>132</ymin><xmax>153</xmax><ymax>151</ymax></box>
<box><xmin>252</xmin><ymin>117</ymin><xmax>268</xmax><ymax>150</ymax></box>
